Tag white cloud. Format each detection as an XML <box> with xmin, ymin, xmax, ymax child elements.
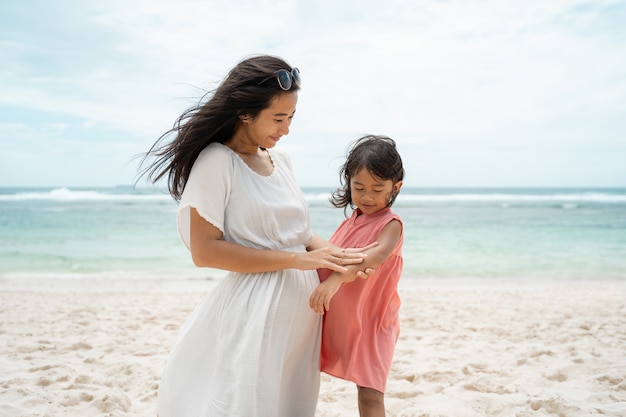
<box><xmin>1</xmin><ymin>0</ymin><xmax>625</xmax><ymax>187</ymax></box>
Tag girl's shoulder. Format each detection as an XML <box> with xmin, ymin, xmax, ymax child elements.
<box><xmin>389</xmin><ymin>210</ymin><xmax>403</xmax><ymax>224</ymax></box>
<box><xmin>349</xmin><ymin>208</ymin><xmax>403</xmax><ymax>234</ymax></box>
<box><xmin>373</xmin><ymin>208</ymin><xmax>403</xmax><ymax>224</ymax></box>
<box><xmin>373</xmin><ymin>209</ymin><xmax>403</xmax><ymax>239</ymax></box>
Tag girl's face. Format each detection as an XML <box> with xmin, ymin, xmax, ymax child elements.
<box><xmin>349</xmin><ymin>168</ymin><xmax>402</xmax><ymax>215</ymax></box>
<box><xmin>240</xmin><ymin>92</ymin><xmax>297</xmax><ymax>150</ymax></box>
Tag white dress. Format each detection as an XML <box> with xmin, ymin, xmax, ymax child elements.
<box><xmin>157</xmin><ymin>143</ymin><xmax>322</xmax><ymax>417</ymax></box>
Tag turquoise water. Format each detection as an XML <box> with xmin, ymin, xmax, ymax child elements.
<box><xmin>1</xmin><ymin>187</ymin><xmax>625</xmax><ymax>281</ymax></box>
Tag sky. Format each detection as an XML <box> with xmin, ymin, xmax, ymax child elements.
<box><xmin>1</xmin><ymin>0</ymin><xmax>625</xmax><ymax>188</ymax></box>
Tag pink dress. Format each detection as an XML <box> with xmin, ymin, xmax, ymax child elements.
<box><xmin>319</xmin><ymin>207</ymin><xmax>403</xmax><ymax>392</ymax></box>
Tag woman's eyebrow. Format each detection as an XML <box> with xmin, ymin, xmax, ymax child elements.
<box><xmin>273</xmin><ymin>110</ymin><xmax>296</xmax><ymax>117</ymax></box>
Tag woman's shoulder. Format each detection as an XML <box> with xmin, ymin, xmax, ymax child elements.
<box><xmin>268</xmin><ymin>147</ymin><xmax>293</xmax><ymax>169</ymax></box>
<box><xmin>191</xmin><ymin>143</ymin><xmax>236</xmax><ymax>175</ymax></box>
<box><xmin>196</xmin><ymin>142</ymin><xmax>236</xmax><ymax>164</ymax></box>
<box><xmin>268</xmin><ymin>146</ymin><xmax>289</xmax><ymax>159</ymax></box>
<box><xmin>198</xmin><ymin>142</ymin><xmax>232</xmax><ymax>157</ymax></box>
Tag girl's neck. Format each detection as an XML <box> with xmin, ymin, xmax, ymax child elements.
<box><xmin>356</xmin><ymin>207</ymin><xmax>387</xmax><ymax>217</ymax></box>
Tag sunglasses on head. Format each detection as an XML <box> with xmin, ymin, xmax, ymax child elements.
<box><xmin>263</xmin><ymin>67</ymin><xmax>301</xmax><ymax>90</ymax></box>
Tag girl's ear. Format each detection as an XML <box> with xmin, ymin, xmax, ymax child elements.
<box><xmin>239</xmin><ymin>114</ymin><xmax>251</xmax><ymax>123</ymax></box>
<box><xmin>393</xmin><ymin>180</ymin><xmax>403</xmax><ymax>194</ymax></box>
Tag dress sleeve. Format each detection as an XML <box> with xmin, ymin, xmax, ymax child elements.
<box><xmin>177</xmin><ymin>143</ymin><xmax>233</xmax><ymax>251</ymax></box>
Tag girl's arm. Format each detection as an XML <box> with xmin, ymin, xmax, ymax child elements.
<box><xmin>189</xmin><ymin>208</ymin><xmax>367</xmax><ymax>273</ymax></box>
<box><xmin>308</xmin><ymin>232</ymin><xmax>378</xmax><ymax>253</ymax></box>
<box><xmin>309</xmin><ymin>219</ymin><xmax>402</xmax><ymax>314</ymax></box>
<box><xmin>307</xmin><ymin>232</ymin><xmax>378</xmax><ymax>280</ymax></box>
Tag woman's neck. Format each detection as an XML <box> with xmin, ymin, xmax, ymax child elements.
<box><xmin>225</xmin><ymin>125</ymin><xmax>260</xmax><ymax>155</ymax></box>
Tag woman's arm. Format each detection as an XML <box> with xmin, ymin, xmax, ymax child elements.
<box><xmin>189</xmin><ymin>208</ymin><xmax>367</xmax><ymax>273</ymax></box>
<box><xmin>306</xmin><ymin>233</ymin><xmax>333</xmax><ymax>251</ymax></box>
<box><xmin>309</xmin><ymin>219</ymin><xmax>402</xmax><ymax>314</ymax></box>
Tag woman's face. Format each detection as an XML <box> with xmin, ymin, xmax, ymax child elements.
<box><xmin>241</xmin><ymin>92</ymin><xmax>298</xmax><ymax>149</ymax></box>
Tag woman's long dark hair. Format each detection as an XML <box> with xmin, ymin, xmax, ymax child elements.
<box><xmin>137</xmin><ymin>54</ymin><xmax>300</xmax><ymax>201</ymax></box>
<box><xmin>331</xmin><ymin>135</ymin><xmax>405</xmax><ymax>212</ymax></box>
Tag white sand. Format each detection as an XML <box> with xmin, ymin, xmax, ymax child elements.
<box><xmin>1</xmin><ymin>277</ymin><xmax>625</xmax><ymax>417</ymax></box>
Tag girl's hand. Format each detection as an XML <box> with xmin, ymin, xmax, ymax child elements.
<box><xmin>309</xmin><ymin>275</ymin><xmax>344</xmax><ymax>314</ymax></box>
<box><xmin>356</xmin><ymin>267</ymin><xmax>375</xmax><ymax>279</ymax></box>
<box><xmin>309</xmin><ymin>267</ymin><xmax>375</xmax><ymax>314</ymax></box>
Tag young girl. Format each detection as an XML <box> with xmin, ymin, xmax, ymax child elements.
<box><xmin>309</xmin><ymin>134</ymin><xmax>405</xmax><ymax>417</ymax></box>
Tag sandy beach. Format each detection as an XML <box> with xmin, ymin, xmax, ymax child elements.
<box><xmin>1</xmin><ymin>277</ymin><xmax>625</xmax><ymax>417</ymax></box>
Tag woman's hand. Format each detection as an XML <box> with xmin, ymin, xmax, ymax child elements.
<box><xmin>296</xmin><ymin>246</ymin><xmax>369</xmax><ymax>273</ymax></box>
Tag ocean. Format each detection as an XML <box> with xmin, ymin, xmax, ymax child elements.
<box><xmin>1</xmin><ymin>186</ymin><xmax>625</xmax><ymax>282</ymax></box>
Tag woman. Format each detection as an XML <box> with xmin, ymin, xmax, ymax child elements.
<box><xmin>140</xmin><ymin>54</ymin><xmax>371</xmax><ymax>417</ymax></box>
